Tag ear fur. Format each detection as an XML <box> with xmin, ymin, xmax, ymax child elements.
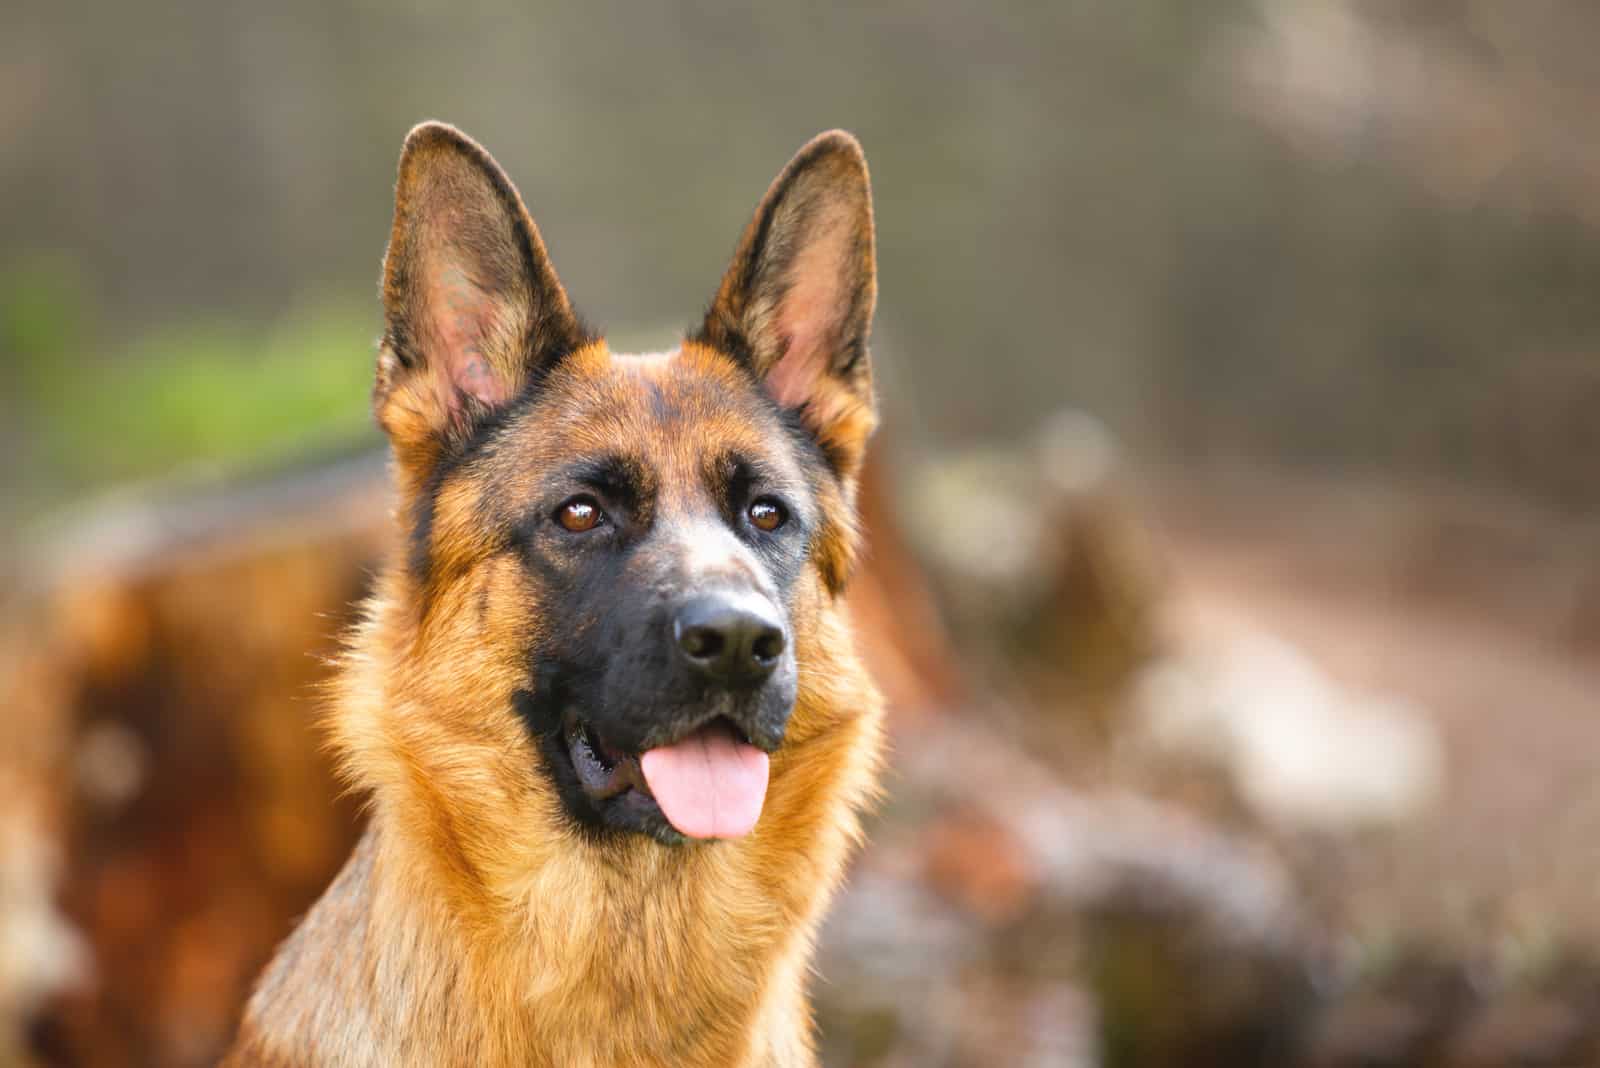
<box><xmin>375</xmin><ymin>122</ymin><xmax>588</xmax><ymax>474</ymax></box>
<box><xmin>697</xmin><ymin>131</ymin><xmax>878</xmax><ymax>479</ymax></box>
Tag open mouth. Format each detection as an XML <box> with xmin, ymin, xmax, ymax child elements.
<box><xmin>562</xmin><ymin>711</ymin><xmax>771</xmax><ymax>842</ymax></box>
<box><xmin>563</xmin><ymin>711</ymin><xmax>647</xmax><ymax>800</ymax></box>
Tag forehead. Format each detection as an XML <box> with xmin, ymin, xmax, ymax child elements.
<box><xmin>480</xmin><ymin>341</ymin><xmax>811</xmax><ymax>493</ymax></box>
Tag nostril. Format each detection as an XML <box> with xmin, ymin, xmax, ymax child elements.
<box><xmin>751</xmin><ymin>628</ymin><xmax>785</xmax><ymax>665</ymax></box>
<box><xmin>679</xmin><ymin>625</ymin><xmax>725</xmax><ymax>662</ymax></box>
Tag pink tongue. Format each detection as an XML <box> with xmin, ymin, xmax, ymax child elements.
<box><xmin>639</xmin><ymin>722</ymin><xmax>770</xmax><ymax>839</ymax></box>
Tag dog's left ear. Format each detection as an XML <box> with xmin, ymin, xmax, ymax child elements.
<box><xmin>698</xmin><ymin>131</ymin><xmax>878</xmax><ymax>479</ymax></box>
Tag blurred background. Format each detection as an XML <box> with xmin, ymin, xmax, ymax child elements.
<box><xmin>3</xmin><ymin>1</ymin><xmax>1600</xmax><ymax>1065</ymax></box>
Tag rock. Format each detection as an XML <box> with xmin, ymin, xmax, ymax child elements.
<box><xmin>1131</xmin><ymin>629</ymin><xmax>1443</xmax><ymax>831</ymax></box>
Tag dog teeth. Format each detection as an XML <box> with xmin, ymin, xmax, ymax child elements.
<box><xmin>577</xmin><ymin>725</ymin><xmax>607</xmax><ymax>769</ymax></box>
<box><xmin>568</xmin><ymin>719</ymin><xmax>633</xmax><ymax>800</ymax></box>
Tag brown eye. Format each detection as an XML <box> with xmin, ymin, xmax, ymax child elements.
<box><xmin>556</xmin><ymin>496</ymin><xmax>604</xmax><ymax>533</ymax></box>
<box><xmin>747</xmin><ymin>498</ymin><xmax>787</xmax><ymax>532</ymax></box>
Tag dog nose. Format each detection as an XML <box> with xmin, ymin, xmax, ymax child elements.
<box><xmin>673</xmin><ymin>594</ymin><xmax>786</xmax><ymax>686</ymax></box>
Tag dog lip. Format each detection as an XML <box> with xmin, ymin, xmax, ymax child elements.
<box><xmin>562</xmin><ymin>711</ymin><xmax>648</xmax><ymax>801</ymax></box>
<box><xmin>562</xmin><ymin>707</ymin><xmax>773</xmax><ymax>789</ymax></box>
<box><xmin>636</xmin><ymin>710</ymin><xmax>769</xmax><ymax>754</ymax></box>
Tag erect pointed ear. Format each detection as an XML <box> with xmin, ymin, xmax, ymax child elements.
<box><xmin>697</xmin><ymin>130</ymin><xmax>878</xmax><ymax>479</ymax></box>
<box><xmin>375</xmin><ymin>121</ymin><xmax>589</xmax><ymax>473</ymax></box>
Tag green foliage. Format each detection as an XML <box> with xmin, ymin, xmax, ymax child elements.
<box><xmin>0</xmin><ymin>254</ymin><xmax>91</xmax><ymax>377</ymax></box>
<box><xmin>10</xmin><ymin>293</ymin><xmax>379</xmax><ymax>503</ymax></box>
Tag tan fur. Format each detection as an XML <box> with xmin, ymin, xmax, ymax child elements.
<box><xmin>225</xmin><ymin>126</ymin><xmax>884</xmax><ymax>1067</ymax></box>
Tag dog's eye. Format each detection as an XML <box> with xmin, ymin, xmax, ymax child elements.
<box><xmin>747</xmin><ymin>497</ymin><xmax>787</xmax><ymax>533</ymax></box>
<box><xmin>555</xmin><ymin>496</ymin><xmax>605</xmax><ymax>533</ymax></box>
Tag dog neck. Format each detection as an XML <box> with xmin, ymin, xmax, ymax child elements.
<box><xmin>230</xmin><ymin>617</ymin><xmax>882</xmax><ymax>1068</ymax></box>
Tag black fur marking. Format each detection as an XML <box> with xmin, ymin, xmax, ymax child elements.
<box><xmin>522</xmin><ymin>309</ymin><xmax>600</xmax><ymax>394</ymax></box>
<box><xmin>775</xmin><ymin>402</ymin><xmax>847</xmax><ymax>477</ymax></box>
<box><xmin>644</xmin><ymin>376</ymin><xmax>674</xmax><ymax>424</ymax></box>
<box><xmin>688</xmin><ymin>314</ymin><xmax>757</xmax><ymax>372</ymax></box>
<box><xmin>565</xmin><ymin>454</ymin><xmax>656</xmax><ymax>518</ymax></box>
<box><xmin>403</xmin><ymin>384</ymin><xmax>542</xmax><ymax>588</ymax></box>
<box><xmin>719</xmin><ymin>453</ymin><xmax>755</xmax><ymax>526</ymax></box>
<box><xmin>736</xmin><ymin>145</ymin><xmax>819</xmax><ymax>310</ymax></box>
<box><xmin>383</xmin><ymin>325</ymin><xmax>419</xmax><ymax>372</ymax></box>
<box><xmin>407</xmin><ymin>484</ymin><xmax>440</xmax><ymax>587</ymax></box>
<box><xmin>835</xmin><ymin>331</ymin><xmax>868</xmax><ymax>378</ymax></box>
<box><xmin>708</xmin><ymin>450</ymin><xmax>786</xmax><ymax>524</ymax></box>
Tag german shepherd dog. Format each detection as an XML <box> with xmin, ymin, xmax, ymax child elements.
<box><xmin>223</xmin><ymin>123</ymin><xmax>884</xmax><ymax>1067</ymax></box>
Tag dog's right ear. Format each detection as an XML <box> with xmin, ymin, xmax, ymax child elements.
<box><xmin>375</xmin><ymin>122</ymin><xmax>588</xmax><ymax>477</ymax></box>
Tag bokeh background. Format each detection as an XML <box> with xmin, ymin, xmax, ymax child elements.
<box><xmin>3</xmin><ymin>2</ymin><xmax>1599</xmax><ymax>1065</ymax></box>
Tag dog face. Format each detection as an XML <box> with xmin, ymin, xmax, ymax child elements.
<box><xmin>363</xmin><ymin>124</ymin><xmax>876</xmax><ymax>848</ymax></box>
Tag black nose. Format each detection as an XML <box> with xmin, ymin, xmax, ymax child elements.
<box><xmin>674</xmin><ymin>593</ymin><xmax>786</xmax><ymax>686</ymax></box>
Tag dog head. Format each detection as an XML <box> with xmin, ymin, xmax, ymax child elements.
<box><xmin>349</xmin><ymin>123</ymin><xmax>877</xmax><ymax>850</ymax></box>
